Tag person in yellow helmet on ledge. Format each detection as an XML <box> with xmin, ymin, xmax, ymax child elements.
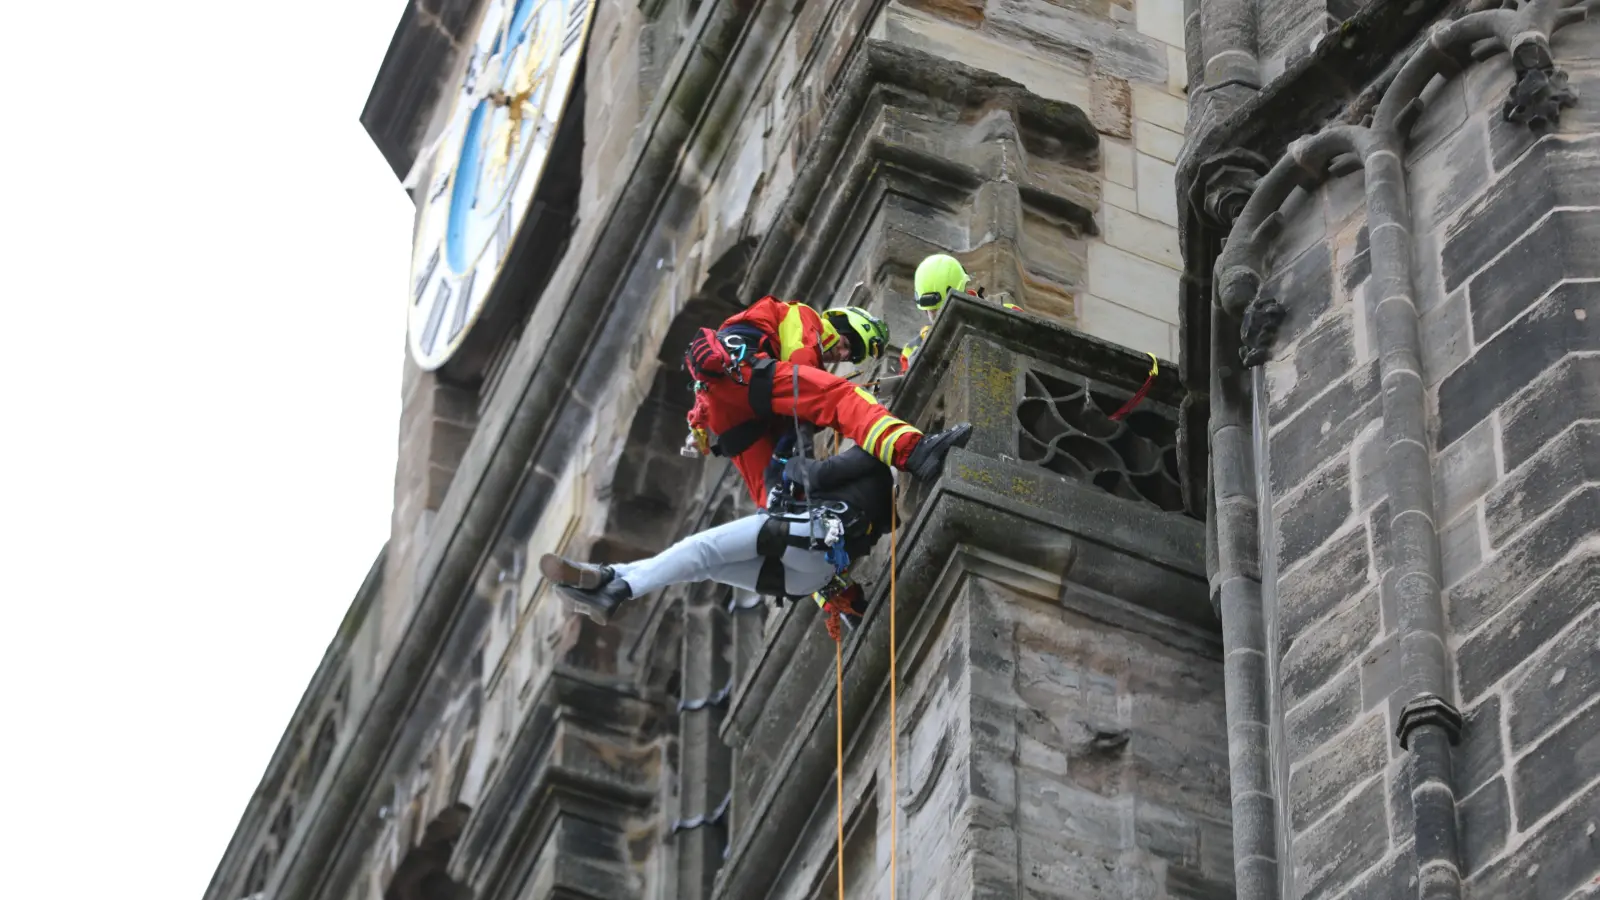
<box><xmin>899</xmin><ymin>254</ymin><xmax>1022</xmax><ymax>373</ymax></box>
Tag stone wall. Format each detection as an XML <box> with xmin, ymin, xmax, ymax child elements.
<box><xmin>866</xmin><ymin>0</ymin><xmax>1191</xmax><ymax>360</ymax></box>
<box><xmin>1209</xmin><ymin>9</ymin><xmax>1599</xmax><ymax>899</ymax></box>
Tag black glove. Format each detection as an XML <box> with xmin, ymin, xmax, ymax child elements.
<box><xmin>784</xmin><ymin>454</ymin><xmax>816</xmax><ymax>487</ymax></box>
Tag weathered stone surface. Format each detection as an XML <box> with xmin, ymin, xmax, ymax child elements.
<box><xmin>1286</xmin><ymin>666</ymin><xmax>1361</xmax><ymax>764</ymax></box>
<box><xmin>1266</xmin><ymin>307</ymin><xmax>1355</xmax><ymax>423</ymax></box>
<box><xmin>1507</xmin><ymin>603</ymin><xmax>1600</xmax><ymax>752</ymax></box>
<box><xmin>1091</xmin><ymin>71</ymin><xmax>1132</xmax><ymax>137</ymax></box>
<box><xmin>1275</xmin><ymin>460</ymin><xmax>1353</xmax><ymax>570</ymax></box>
<box><xmin>1336</xmin><ymin>844</ymin><xmax>1416</xmax><ymax>900</ymax></box>
<box><xmin>1279</xmin><ymin>526</ymin><xmax>1371</xmax><ymax>651</ymax></box>
<box><xmin>1439</xmin><ymin>509</ymin><xmax>1483</xmax><ymax>590</ymax></box>
<box><xmin>1499</xmin><ymin>353</ymin><xmax>1600</xmax><ymax>472</ymax></box>
<box><xmin>1421</xmin><ymin>290</ymin><xmax>1470</xmax><ymax>387</ymax></box>
<box><xmin>1137</xmin><ymin>151</ymin><xmax>1181</xmax><ymax>226</ymax></box>
<box><xmin>1438</xmin><ymin>279</ymin><xmax>1600</xmax><ymax>451</ymax></box>
<box><xmin>1351</xmin><ymin>419</ymin><xmax>1386</xmax><ymax>512</ymax></box>
<box><xmin>1513</xmin><ymin>697</ymin><xmax>1600</xmax><ymax>827</ymax></box>
<box><xmin>1456</xmin><ymin>544</ymin><xmax>1600</xmax><ymax>703</ymax></box>
<box><xmin>1262</xmin><ymin>240</ymin><xmax>1336</xmax><ymax>349</ymax></box>
<box><xmin>1405</xmin><ymin>66</ymin><xmax>1469</xmax><ymax>165</ymax></box>
<box><xmin>1467</xmin><ymin>777</ymin><xmax>1600</xmax><ymax>899</ymax></box>
<box><xmin>1269</xmin><ymin>360</ymin><xmax>1380</xmax><ymax>495</ymax></box>
<box><xmin>1448</xmin><ymin>486</ymin><xmax>1600</xmax><ymax>639</ymax></box>
<box><xmin>1288</xmin><ymin>712</ymin><xmax>1386</xmax><ymax>832</ymax></box>
<box><xmin>1281</xmin><ymin>589</ymin><xmax>1377</xmax><ymax>710</ymax></box>
<box><xmin>1485</xmin><ymin>421</ymin><xmax>1600</xmax><ymax>547</ymax></box>
<box><xmin>1442</xmin><ymin>135</ymin><xmax>1600</xmax><ymax>293</ymax></box>
<box><xmin>1290</xmin><ymin>778</ymin><xmax>1390</xmax><ymax>900</ymax></box>
<box><xmin>1459</xmin><ymin>777</ymin><xmax>1510</xmax><ymax>878</ymax></box>
<box><xmin>1432</xmin><ymin>415</ymin><xmax>1496</xmax><ymax>526</ymax></box>
<box><xmin>1359</xmin><ymin>634</ymin><xmax>1399</xmax><ymax>714</ymax></box>
<box><xmin>1466</xmin><ymin>209</ymin><xmax>1600</xmax><ymax>341</ymax></box>
<box><xmin>1457</xmin><ymin>695</ymin><xmax>1504</xmax><ymax>800</ymax></box>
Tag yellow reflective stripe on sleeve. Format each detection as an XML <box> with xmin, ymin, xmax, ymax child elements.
<box><xmin>862</xmin><ymin>416</ymin><xmax>900</xmax><ymax>458</ymax></box>
<box><xmin>872</xmin><ymin>424</ymin><xmax>919</xmax><ymax>464</ymax></box>
<box><xmin>778</xmin><ymin>305</ymin><xmax>809</xmax><ymax>361</ymax></box>
<box><xmin>853</xmin><ymin>386</ymin><xmax>880</xmax><ymax>405</ymax></box>
<box><xmin>864</xmin><ymin>416</ymin><xmax>918</xmax><ymax>461</ymax></box>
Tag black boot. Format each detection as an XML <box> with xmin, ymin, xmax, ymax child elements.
<box><xmin>539</xmin><ymin>554</ymin><xmax>633</xmax><ymax>625</ymax></box>
<box><xmin>903</xmin><ymin>422</ymin><xmax>973</xmax><ymax>481</ymax></box>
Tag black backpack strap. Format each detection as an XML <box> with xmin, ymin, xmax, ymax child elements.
<box><xmin>748</xmin><ymin>357</ymin><xmax>777</xmax><ymax>419</ymax></box>
<box><xmin>710</xmin><ymin>420</ymin><xmax>766</xmax><ymax>458</ymax></box>
<box><xmin>709</xmin><ymin>357</ymin><xmax>781</xmax><ymax>458</ymax></box>
<box><xmin>756</xmin><ymin>558</ymin><xmax>789</xmax><ymax>599</ymax></box>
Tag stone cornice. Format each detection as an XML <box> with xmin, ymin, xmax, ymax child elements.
<box><xmin>360</xmin><ymin>0</ymin><xmax>480</xmax><ymax>182</ymax></box>
<box><xmin>455</xmin><ymin>667</ymin><xmax>662</xmax><ymax>899</ymax></box>
<box><xmin>741</xmin><ymin>38</ymin><xmax>1100</xmax><ymax>305</ymax></box>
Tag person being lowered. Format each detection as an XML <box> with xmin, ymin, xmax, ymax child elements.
<box><xmin>539</xmin><ymin>443</ymin><xmax>899</xmax><ymax>626</ymax></box>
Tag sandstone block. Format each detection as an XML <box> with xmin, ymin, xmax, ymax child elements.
<box><xmin>1135</xmin><ymin>151</ymin><xmax>1180</xmax><ymax>226</ymax></box>
<box><xmin>1455</xmin><ymin>543</ymin><xmax>1600</xmax><ymax>701</ymax></box>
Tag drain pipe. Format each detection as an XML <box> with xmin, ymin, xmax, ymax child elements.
<box><xmin>1213</xmin><ymin>3</ymin><xmax>1585</xmax><ymax>897</ymax></box>
<box><xmin>1209</xmin><ymin>311</ymin><xmax>1278</xmax><ymax>899</ymax></box>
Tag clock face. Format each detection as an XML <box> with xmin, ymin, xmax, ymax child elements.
<box><xmin>407</xmin><ymin>0</ymin><xmax>596</xmax><ymax>371</ymax></box>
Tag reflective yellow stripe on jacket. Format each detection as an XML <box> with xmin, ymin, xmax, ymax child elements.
<box><xmin>862</xmin><ymin>414</ymin><xmax>918</xmax><ymax>465</ymax></box>
<box><xmin>776</xmin><ymin>303</ymin><xmax>839</xmax><ymax>361</ymax></box>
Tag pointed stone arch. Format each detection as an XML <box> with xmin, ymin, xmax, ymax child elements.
<box><xmin>590</xmin><ymin>237</ymin><xmax>758</xmax><ymax>566</ymax></box>
<box><xmin>384</xmin><ymin>803</ymin><xmax>474</xmax><ymax>900</ymax></box>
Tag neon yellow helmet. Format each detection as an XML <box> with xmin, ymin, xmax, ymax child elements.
<box><xmin>914</xmin><ymin>254</ymin><xmax>970</xmax><ymax>311</ymax></box>
<box><xmin>822</xmin><ymin>306</ymin><xmax>890</xmax><ymax>363</ymax></box>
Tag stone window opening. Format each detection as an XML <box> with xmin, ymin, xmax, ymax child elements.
<box><xmin>384</xmin><ymin>803</ymin><xmax>474</xmax><ymax>900</ymax></box>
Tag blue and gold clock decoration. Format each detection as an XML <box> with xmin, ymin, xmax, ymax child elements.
<box><xmin>407</xmin><ymin>0</ymin><xmax>596</xmax><ymax>371</ymax></box>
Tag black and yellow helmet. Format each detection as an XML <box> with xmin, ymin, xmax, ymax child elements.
<box><xmin>823</xmin><ymin>306</ymin><xmax>890</xmax><ymax>363</ymax></box>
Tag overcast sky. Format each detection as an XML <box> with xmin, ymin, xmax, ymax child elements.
<box><xmin>1</xmin><ymin>2</ymin><xmax>413</xmax><ymax>895</ymax></box>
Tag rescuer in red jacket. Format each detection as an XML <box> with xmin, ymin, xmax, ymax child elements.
<box><xmin>685</xmin><ymin>298</ymin><xmax>970</xmax><ymax>508</ymax></box>
<box><xmin>717</xmin><ymin>294</ymin><xmax>849</xmax><ymax>369</ymax></box>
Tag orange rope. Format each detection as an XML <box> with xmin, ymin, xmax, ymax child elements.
<box><xmin>835</xmin><ymin>636</ymin><xmax>845</xmax><ymax>898</ymax></box>
<box><xmin>888</xmin><ymin>481</ymin><xmax>899</xmax><ymax>900</ymax></box>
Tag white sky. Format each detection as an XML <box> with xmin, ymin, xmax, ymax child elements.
<box><xmin>0</xmin><ymin>2</ymin><xmax>413</xmax><ymax>895</ymax></box>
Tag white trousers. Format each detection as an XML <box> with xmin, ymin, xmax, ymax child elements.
<box><xmin>611</xmin><ymin>514</ymin><xmax>838</xmax><ymax>597</ymax></box>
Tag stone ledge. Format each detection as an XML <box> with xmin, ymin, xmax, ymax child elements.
<box><xmin>713</xmin><ymin>452</ymin><xmax>1211</xmax><ymax>899</ymax></box>
<box><xmin>456</xmin><ymin>667</ymin><xmax>663</xmax><ymax>898</ymax></box>
<box><xmin>900</xmin><ymin>291</ymin><xmax>1198</xmax><ymax>516</ymax></box>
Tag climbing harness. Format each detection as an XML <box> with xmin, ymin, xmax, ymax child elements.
<box><xmin>750</xmin><ymin>502</ymin><xmax>851</xmax><ymax>600</ymax></box>
<box><xmin>1108</xmin><ymin>352</ymin><xmax>1160</xmax><ymax>422</ymax></box>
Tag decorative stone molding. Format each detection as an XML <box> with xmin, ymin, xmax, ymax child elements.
<box><xmin>1206</xmin><ymin>2</ymin><xmax>1589</xmax><ymax>896</ymax></box>
<box><xmin>1189</xmin><ymin>147</ymin><xmax>1272</xmax><ymax>229</ymax></box>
